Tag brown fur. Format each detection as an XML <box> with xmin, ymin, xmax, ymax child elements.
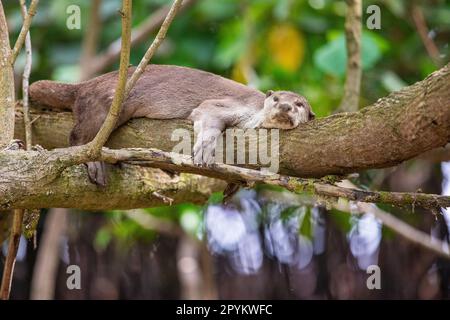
<box><xmin>30</xmin><ymin>64</ymin><xmax>314</xmax><ymax>185</ymax></box>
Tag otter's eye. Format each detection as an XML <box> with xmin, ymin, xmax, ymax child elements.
<box><xmin>273</xmin><ymin>96</ymin><xmax>279</xmax><ymax>102</ymax></box>
<box><xmin>295</xmin><ymin>101</ymin><xmax>303</xmax><ymax>107</ymax></box>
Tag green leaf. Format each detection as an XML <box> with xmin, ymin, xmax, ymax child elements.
<box><xmin>314</xmin><ymin>32</ymin><xmax>385</xmax><ymax>77</ymax></box>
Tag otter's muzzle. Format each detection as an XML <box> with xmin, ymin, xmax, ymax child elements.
<box><xmin>278</xmin><ymin>103</ymin><xmax>292</xmax><ymax>112</ymax></box>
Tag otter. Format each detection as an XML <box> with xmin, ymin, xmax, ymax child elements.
<box><xmin>30</xmin><ymin>64</ymin><xmax>315</xmax><ymax>186</ymax></box>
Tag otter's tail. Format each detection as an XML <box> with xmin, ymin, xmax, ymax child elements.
<box><xmin>30</xmin><ymin>80</ymin><xmax>80</xmax><ymax>110</ymax></box>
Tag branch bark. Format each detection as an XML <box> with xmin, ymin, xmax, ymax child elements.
<box><xmin>87</xmin><ymin>0</ymin><xmax>132</xmax><ymax>155</ymax></box>
<box><xmin>0</xmin><ymin>2</ymin><xmax>15</xmax><ymax>147</ymax></box>
<box><xmin>0</xmin><ymin>147</ymin><xmax>225</xmax><ymax>210</ymax></box>
<box><xmin>10</xmin><ymin>0</ymin><xmax>39</xmax><ymax>64</ymax></box>
<box><xmin>18</xmin><ymin>64</ymin><xmax>450</xmax><ymax>178</ymax></box>
<box><xmin>20</xmin><ymin>0</ymin><xmax>33</xmax><ymax>150</ymax></box>
<box><xmin>79</xmin><ymin>0</ymin><xmax>102</xmax><ymax>80</ymax></box>
<box><xmin>0</xmin><ymin>208</ymin><xmax>24</xmax><ymax>299</ymax></box>
<box><xmin>339</xmin><ymin>0</ymin><xmax>362</xmax><ymax>112</ymax></box>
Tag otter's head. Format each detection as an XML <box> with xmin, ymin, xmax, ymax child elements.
<box><xmin>261</xmin><ymin>90</ymin><xmax>315</xmax><ymax>129</ymax></box>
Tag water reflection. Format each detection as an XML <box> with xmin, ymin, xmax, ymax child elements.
<box><xmin>205</xmin><ymin>189</ymin><xmax>385</xmax><ymax>276</ymax></box>
<box><xmin>206</xmin><ymin>190</ymin><xmax>331</xmax><ymax>275</ymax></box>
<box><xmin>348</xmin><ymin>213</ymin><xmax>382</xmax><ymax>270</ymax></box>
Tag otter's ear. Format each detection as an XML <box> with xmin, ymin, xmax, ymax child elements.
<box><xmin>309</xmin><ymin>109</ymin><xmax>316</xmax><ymax>121</ymax></box>
<box><xmin>266</xmin><ymin>90</ymin><xmax>274</xmax><ymax>98</ymax></box>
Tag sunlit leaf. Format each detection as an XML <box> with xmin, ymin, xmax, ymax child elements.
<box><xmin>268</xmin><ymin>24</ymin><xmax>305</xmax><ymax>72</ymax></box>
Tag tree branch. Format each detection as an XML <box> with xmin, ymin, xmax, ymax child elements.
<box><xmin>10</xmin><ymin>0</ymin><xmax>39</xmax><ymax>65</ymax></box>
<box><xmin>0</xmin><ymin>208</ymin><xmax>24</xmax><ymax>299</ymax></box>
<box><xmin>20</xmin><ymin>0</ymin><xmax>33</xmax><ymax>150</ymax></box>
<box><xmin>339</xmin><ymin>0</ymin><xmax>362</xmax><ymax>112</ymax></box>
<box><xmin>86</xmin><ymin>0</ymin><xmax>132</xmax><ymax>155</ymax></box>
<box><xmin>84</xmin><ymin>0</ymin><xmax>196</xmax><ymax>80</ymax></box>
<box><xmin>0</xmin><ymin>2</ymin><xmax>15</xmax><ymax>147</ymax></box>
<box><xmin>79</xmin><ymin>0</ymin><xmax>102</xmax><ymax>80</ymax></box>
<box><xmin>335</xmin><ymin>180</ymin><xmax>450</xmax><ymax>259</ymax></box>
<box><xmin>411</xmin><ymin>5</ymin><xmax>442</xmax><ymax>67</ymax></box>
<box><xmin>1</xmin><ymin>144</ymin><xmax>448</xmax><ymax>210</ymax></box>
<box><xmin>19</xmin><ymin>64</ymin><xmax>450</xmax><ymax>178</ymax></box>
<box><xmin>124</xmin><ymin>0</ymin><xmax>183</xmax><ymax>97</ymax></box>
<box><xmin>98</xmin><ymin>147</ymin><xmax>450</xmax><ymax>209</ymax></box>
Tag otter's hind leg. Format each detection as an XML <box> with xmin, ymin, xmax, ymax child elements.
<box><xmin>70</xmin><ymin>98</ymin><xmax>132</xmax><ymax>187</ymax></box>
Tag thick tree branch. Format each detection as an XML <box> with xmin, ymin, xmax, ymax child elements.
<box><xmin>18</xmin><ymin>64</ymin><xmax>450</xmax><ymax>178</ymax></box>
<box><xmin>1</xmin><ymin>144</ymin><xmax>448</xmax><ymax>210</ymax></box>
<box><xmin>0</xmin><ymin>148</ymin><xmax>224</xmax><ymax>210</ymax></box>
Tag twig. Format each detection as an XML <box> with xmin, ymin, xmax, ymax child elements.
<box><xmin>124</xmin><ymin>0</ymin><xmax>184</xmax><ymax>97</ymax></box>
<box><xmin>411</xmin><ymin>5</ymin><xmax>442</xmax><ymax>66</ymax></box>
<box><xmin>85</xmin><ymin>0</ymin><xmax>196</xmax><ymax>80</ymax></box>
<box><xmin>79</xmin><ymin>0</ymin><xmax>102</xmax><ymax>80</ymax></box>
<box><xmin>99</xmin><ymin>147</ymin><xmax>450</xmax><ymax>209</ymax></box>
<box><xmin>88</xmin><ymin>0</ymin><xmax>183</xmax><ymax>155</ymax></box>
<box><xmin>338</xmin><ymin>0</ymin><xmax>362</xmax><ymax>112</ymax></box>
<box><xmin>30</xmin><ymin>208</ymin><xmax>67</xmax><ymax>300</ymax></box>
<box><xmin>0</xmin><ymin>209</ymin><xmax>24</xmax><ymax>300</ymax></box>
<box><xmin>336</xmin><ymin>180</ymin><xmax>450</xmax><ymax>259</ymax></box>
<box><xmin>20</xmin><ymin>0</ymin><xmax>33</xmax><ymax>150</ymax></box>
<box><xmin>87</xmin><ymin>0</ymin><xmax>132</xmax><ymax>155</ymax></box>
<box><xmin>10</xmin><ymin>0</ymin><xmax>39</xmax><ymax>65</ymax></box>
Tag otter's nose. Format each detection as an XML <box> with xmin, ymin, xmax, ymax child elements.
<box><xmin>279</xmin><ymin>103</ymin><xmax>292</xmax><ymax>112</ymax></box>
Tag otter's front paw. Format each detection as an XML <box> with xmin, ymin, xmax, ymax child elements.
<box><xmin>193</xmin><ymin>136</ymin><xmax>217</xmax><ymax>166</ymax></box>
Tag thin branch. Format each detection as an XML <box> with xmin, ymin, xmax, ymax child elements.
<box><xmin>79</xmin><ymin>0</ymin><xmax>102</xmax><ymax>80</ymax></box>
<box><xmin>10</xmin><ymin>0</ymin><xmax>39</xmax><ymax>65</ymax></box>
<box><xmin>30</xmin><ymin>208</ymin><xmax>67</xmax><ymax>300</ymax></box>
<box><xmin>87</xmin><ymin>0</ymin><xmax>132</xmax><ymax>155</ymax></box>
<box><xmin>20</xmin><ymin>0</ymin><xmax>33</xmax><ymax>150</ymax></box>
<box><xmin>335</xmin><ymin>180</ymin><xmax>450</xmax><ymax>259</ymax></box>
<box><xmin>338</xmin><ymin>0</ymin><xmax>362</xmax><ymax>112</ymax></box>
<box><xmin>0</xmin><ymin>209</ymin><xmax>24</xmax><ymax>300</ymax></box>
<box><xmin>85</xmin><ymin>0</ymin><xmax>196</xmax><ymax>80</ymax></box>
<box><xmin>88</xmin><ymin>0</ymin><xmax>183</xmax><ymax>155</ymax></box>
<box><xmin>0</xmin><ymin>2</ymin><xmax>15</xmax><ymax>147</ymax></box>
<box><xmin>99</xmin><ymin>147</ymin><xmax>450</xmax><ymax>209</ymax></box>
<box><xmin>411</xmin><ymin>5</ymin><xmax>442</xmax><ymax>66</ymax></box>
<box><xmin>125</xmin><ymin>0</ymin><xmax>184</xmax><ymax>97</ymax></box>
